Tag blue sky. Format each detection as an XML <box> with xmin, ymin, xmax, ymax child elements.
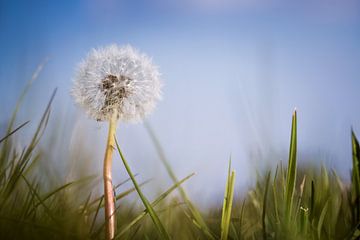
<box><xmin>1</xmin><ymin>0</ymin><xmax>360</xmax><ymax>202</ymax></box>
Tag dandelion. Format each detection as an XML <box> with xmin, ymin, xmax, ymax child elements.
<box><xmin>72</xmin><ymin>44</ymin><xmax>161</xmax><ymax>240</ymax></box>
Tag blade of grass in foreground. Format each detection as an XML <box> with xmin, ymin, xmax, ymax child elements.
<box><xmin>116</xmin><ymin>173</ymin><xmax>195</xmax><ymax>238</ymax></box>
<box><xmin>262</xmin><ymin>171</ymin><xmax>271</xmax><ymax>240</ymax></box>
<box><xmin>351</xmin><ymin>130</ymin><xmax>360</xmax><ymax>229</ymax></box>
<box><xmin>88</xmin><ymin>179</ymin><xmax>151</xmax><ymax>213</ymax></box>
<box><xmin>317</xmin><ymin>200</ymin><xmax>329</xmax><ymax>239</ymax></box>
<box><xmin>5</xmin><ymin>59</ymin><xmax>48</xmax><ymax>136</ymax></box>
<box><xmin>285</xmin><ymin>110</ymin><xmax>297</xmax><ymax>220</ymax></box>
<box><xmin>27</xmin><ymin>175</ymin><xmax>95</xmax><ymax>216</ymax></box>
<box><xmin>145</xmin><ymin>123</ymin><xmax>216</xmax><ymax>239</ymax></box>
<box><xmin>0</xmin><ymin>62</ymin><xmax>47</xmax><ymax>178</ymax></box>
<box><xmin>0</xmin><ymin>121</ymin><xmax>30</xmax><ymax>144</ymax></box>
<box><xmin>221</xmin><ymin>160</ymin><xmax>236</xmax><ymax>240</ymax></box>
<box><xmin>115</xmin><ymin>137</ymin><xmax>171</xmax><ymax>240</ymax></box>
<box><xmin>2</xmin><ymin>89</ymin><xmax>57</xmax><ymax>200</ymax></box>
<box><xmin>87</xmin><ymin>175</ymin><xmax>139</xmax><ymax>208</ymax></box>
<box><xmin>21</xmin><ymin>174</ymin><xmax>60</xmax><ymax>225</ymax></box>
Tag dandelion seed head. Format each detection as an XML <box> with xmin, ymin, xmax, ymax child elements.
<box><xmin>72</xmin><ymin>44</ymin><xmax>162</xmax><ymax>122</ymax></box>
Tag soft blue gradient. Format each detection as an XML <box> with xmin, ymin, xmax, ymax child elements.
<box><xmin>1</xmin><ymin>0</ymin><xmax>360</xmax><ymax>203</ymax></box>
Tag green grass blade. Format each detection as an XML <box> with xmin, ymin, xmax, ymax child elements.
<box><xmin>285</xmin><ymin>110</ymin><xmax>297</xmax><ymax>220</ymax></box>
<box><xmin>145</xmin><ymin>123</ymin><xmax>215</xmax><ymax>239</ymax></box>
<box><xmin>272</xmin><ymin>165</ymin><xmax>280</xmax><ymax>224</ymax></box>
<box><xmin>20</xmin><ymin>174</ymin><xmax>60</xmax><ymax>225</ymax></box>
<box><xmin>90</xmin><ymin>196</ymin><xmax>103</xmax><ymax>235</ymax></box>
<box><xmin>1</xmin><ymin>90</ymin><xmax>56</xmax><ymax>200</ymax></box>
<box><xmin>238</xmin><ymin>198</ymin><xmax>246</xmax><ymax>237</ymax></box>
<box><xmin>351</xmin><ymin>129</ymin><xmax>360</xmax><ymax>224</ymax></box>
<box><xmin>116</xmin><ymin>173</ymin><xmax>195</xmax><ymax>238</ymax></box>
<box><xmin>88</xmin><ymin>179</ymin><xmax>151</xmax><ymax>213</ymax></box>
<box><xmin>115</xmin><ymin>137</ymin><xmax>171</xmax><ymax>240</ymax></box>
<box><xmin>262</xmin><ymin>171</ymin><xmax>271</xmax><ymax>240</ymax></box>
<box><xmin>221</xmin><ymin>160</ymin><xmax>231</xmax><ymax>234</ymax></box>
<box><xmin>88</xmin><ymin>175</ymin><xmax>138</xmax><ymax>208</ymax></box>
<box><xmin>221</xmin><ymin>160</ymin><xmax>236</xmax><ymax>240</ymax></box>
<box><xmin>27</xmin><ymin>181</ymin><xmax>75</xmax><ymax>215</ymax></box>
<box><xmin>0</xmin><ymin>121</ymin><xmax>30</xmax><ymax>144</ymax></box>
<box><xmin>310</xmin><ymin>180</ymin><xmax>315</xmax><ymax>220</ymax></box>
<box><xmin>5</xmin><ymin>59</ymin><xmax>48</xmax><ymax>136</ymax></box>
<box><xmin>317</xmin><ymin>200</ymin><xmax>329</xmax><ymax>239</ymax></box>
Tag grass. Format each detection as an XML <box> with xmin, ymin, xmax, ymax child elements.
<box><xmin>220</xmin><ymin>160</ymin><xmax>235</xmax><ymax>240</ymax></box>
<box><xmin>0</xmin><ymin>74</ymin><xmax>360</xmax><ymax>239</ymax></box>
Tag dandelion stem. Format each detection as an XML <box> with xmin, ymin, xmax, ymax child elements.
<box><xmin>103</xmin><ymin>110</ymin><xmax>118</xmax><ymax>240</ymax></box>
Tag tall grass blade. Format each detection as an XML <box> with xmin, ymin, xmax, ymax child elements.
<box><xmin>221</xmin><ymin>160</ymin><xmax>236</xmax><ymax>240</ymax></box>
<box><xmin>116</xmin><ymin>173</ymin><xmax>195</xmax><ymax>238</ymax></box>
<box><xmin>89</xmin><ymin>180</ymin><xmax>151</xmax><ymax>213</ymax></box>
<box><xmin>20</xmin><ymin>174</ymin><xmax>60</xmax><ymax>225</ymax></box>
<box><xmin>145</xmin><ymin>123</ymin><xmax>215</xmax><ymax>239</ymax></box>
<box><xmin>238</xmin><ymin>198</ymin><xmax>246</xmax><ymax>237</ymax></box>
<box><xmin>27</xmin><ymin>181</ymin><xmax>75</xmax><ymax>215</ymax></box>
<box><xmin>2</xmin><ymin>89</ymin><xmax>56</xmax><ymax>199</ymax></box>
<box><xmin>115</xmin><ymin>137</ymin><xmax>171</xmax><ymax>240</ymax></box>
<box><xmin>262</xmin><ymin>171</ymin><xmax>271</xmax><ymax>240</ymax></box>
<box><xmin>6</xmin><ymin>59</ymin><xmax>48</xmax><ymax>135</ymax></box>
<box><xmin>90</xmin><ymin>196</ymin><xmax>103</xmax><ymax>235</ymax></box>
<box><xmin>88</xmin><ymin>175</ymin><xmax>138</xmax><ymax>208</ymax></box>
<box><xmin>285</xmin><ymin>110</ymin><xmax>297</xmax><ymax>220</ymax></box>
<box><xmin>0</xmin><ymin>121</ymin><xmax>30</xmax><ymax>144</ymax></box>
<box><xmin>0</xmin><ymin>61</ymin><xmax>47</xmax><ymax>172</ymax></box>
<box><xmin>310</xmin><ymin>180</ymin><xmax>315</xmax><ymax>220</ymax></box>
<box><xmin>272</xmin><ymin>165</ymin><xmax>280</xmax><ymax>224</ymax></box>
<box><xmin>317</xmin><ymin>200</ymin><xmax>328</xmax><ymax>239</ymax></box>
<box><xmin>351</xmin><ymin>130</ymin><xmax>360</xmax><ymax>229</ymax></box>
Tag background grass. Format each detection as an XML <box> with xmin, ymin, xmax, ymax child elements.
<box><xmin>0</xmin><ymin>81</ymin><xmax>359</xmax><ymax>240</ymax></box>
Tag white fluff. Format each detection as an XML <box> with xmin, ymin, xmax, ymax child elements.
<box><xmin>72</xmin><ymin>44</ymin><xmax>162</xmax><ymax>122</ymax></box>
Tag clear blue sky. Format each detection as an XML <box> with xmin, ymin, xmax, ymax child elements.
<box><xmin>1</xmin><ymin>0</ymin><xmax>360</xmax><ymax>202</ymax></box>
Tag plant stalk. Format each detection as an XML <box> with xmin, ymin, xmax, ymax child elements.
<box><xmin>103</xmin><ymin>110</ymin><xmax>118</xmax><ymax>240</ymax></box>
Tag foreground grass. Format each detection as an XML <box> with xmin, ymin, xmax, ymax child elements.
<box><xmin>0</xmin><ymin>83</ymin><xmax>359</xmax><ymax>239</ymax></box>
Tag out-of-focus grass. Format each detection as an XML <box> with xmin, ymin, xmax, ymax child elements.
<box><xmin>1</xmin><ymin>71</ymin><xmax>360</xmax><ymax>239</ymax></box>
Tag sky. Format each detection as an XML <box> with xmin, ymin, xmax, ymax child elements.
<box><xmin>1</xmin><ymin>0</ymin><xmax>360</xmax><ymax>204</ymax></box>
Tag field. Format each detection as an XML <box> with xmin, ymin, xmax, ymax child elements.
<box><xmin>0</xmin><ymin>78</ymin><xmax>359</xmax><ymax>240</ymax></box>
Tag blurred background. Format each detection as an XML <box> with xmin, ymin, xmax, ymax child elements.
<box><xmin>0</xmin><ymin>0</ymin><xmax>360</xmax><ymax>206</ymax></box>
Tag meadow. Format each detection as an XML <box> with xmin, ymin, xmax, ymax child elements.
<box><xmin>0</xmin><ymin>79</ymin><xmax>359</xmax><ymax>240</ymax></box>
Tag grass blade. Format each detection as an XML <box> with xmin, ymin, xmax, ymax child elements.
<box><xmin>116</xmin><ymin>173</ymin><xmax>195</xmax><ymax>238</ymax></box>
<box><xmin>20</xmin><ymin>174</ymin><xmax>60</xmax><ymax>225</ymax></box>
<box><xmin>88</xmin><ymin>179</ymin><xmax>151</xmax><ymax>213</ymax></box>
<box><xmin>0</xmin><ymin>121</ymin><xmax>30</xmax><ymax>144</ymax></box>
<box><xmin>5</xmin><ymin>59</ymin><xmax>48</xmax><ymax>136</ymax></box>
<box><xmin>351</xmin><ymin>130</ymin><xmax>360</xmax><ymax>230</ymax></box>
<box><xmin>285</xmin><ymin>110</ymin><xmax>297</xmax><ymax>220</ymax></box>
<box><xmin>221</xmin><ymin>160</ymin><xmax>236</xmax><ymax>240</ymax></box>
<box><xmin>262</xmin><ymin>171</ymin><xmax>271</xmax><ymax>240</ymax></box>
<box><xmin>145</xmin><ymin>123</ymin><xmax>215</xmax><ymax>239</ymax></box>
<box><xmin>317</xmin><ymin>200</ymin><xmax>328</xmax><ymax>239</ymax></box>
<box><xmin>115</xmin><ymin>137</ymin><xmax>171</xmax><ymax>240</ymax></box>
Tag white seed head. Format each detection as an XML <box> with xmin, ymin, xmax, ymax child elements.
<box><xmin>72</xmin><ymin>44</ymin><xmax>162</xmax><ymax>122</ymax></box>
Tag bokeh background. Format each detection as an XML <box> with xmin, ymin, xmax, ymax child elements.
<box><xmin>1</xmin><ymin>0</ymin><xmax>360</xmax><ymax>205</ymax></box>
